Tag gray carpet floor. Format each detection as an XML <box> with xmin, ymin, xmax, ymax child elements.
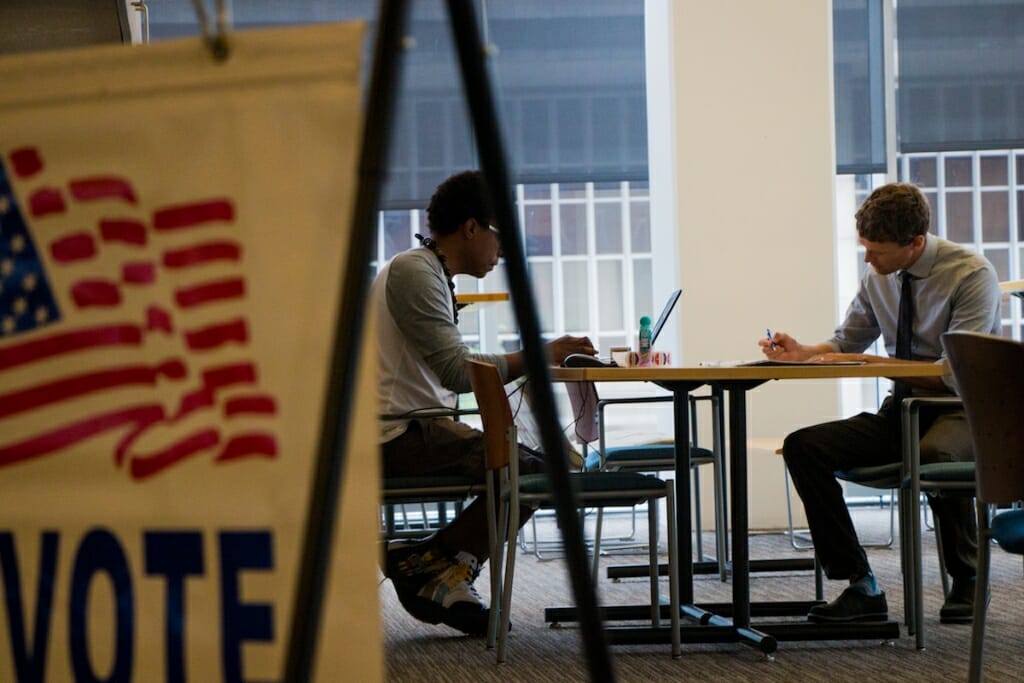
<box><xmin>381</xmin><ymin>508</ymin><xmax>1024</xmax><ymax>682</ymax></box>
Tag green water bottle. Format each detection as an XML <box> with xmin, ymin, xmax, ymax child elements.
<box><xmin>638</xmin><ymin>315</ymin><xmax>652</xmax><ymax>366</ymax></box>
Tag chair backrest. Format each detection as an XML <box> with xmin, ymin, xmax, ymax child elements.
<box><xmin>467</xmin><ymin>359</ymin><xmax>515</xmax><ymax>471</ymax></box>
<box><xmin>942</xmin><ymin>331</ymin><xmax>1024</xmax><ymax>504</ymax></box>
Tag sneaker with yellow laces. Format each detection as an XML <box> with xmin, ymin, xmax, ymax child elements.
<box><xmin>385</xmin><ymin>540</ymin><xmax>490</xmax><ymax>636</ymax></box>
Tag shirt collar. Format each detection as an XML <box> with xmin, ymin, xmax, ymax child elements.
<box><xmin>904</xmin><ymin>233</ymin><xmax>937</xmax><ymax>279</ymax></box>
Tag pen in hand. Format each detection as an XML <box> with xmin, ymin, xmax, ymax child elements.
<box><xmin>766</xmin><ymin>328</ymin><xmax>776</xmax><ymax>351</ymax></box>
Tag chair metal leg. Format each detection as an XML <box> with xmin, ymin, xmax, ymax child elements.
<box><xmin>665</xmin><ymin>481</ymin><xmax>681</xmax><ymax>658</ymax></box>
<box><xmin>898</xmin><ymin>489</ymin><xmax>916</xmax><ymax>635</ymax></box>
<box><xmin>711</xmin><ymin>447</ymin><xmax>728</xmax><ymax>581</ymax></box>
<box><xmin>497</xmin><ymin>499</ymin><xmax>521</xmax><ymax>664</ymax></box>
<box><xmin>783</xmin><ymin>465</ymin><xmax>814</xmax><ymax>550</ymax></box>
<box><xmin>592</xmin><ymin>507</ymin><xmax>604</xmax><ymax>581</ymax></box>
<box><xmin>912</xmin><ymin>479</ymin><xmax>926</xmax><ymax>650</ymax></box>
<box><xmin>711</xmin><ymin>390</ymin><xmax>729</xmax><ymax>579</ymax></box>
<box><xmin>692</xmin><ymin>467</ymin><xmax>704</xmax><ymax>561</ymax></box>
<box><xmin>968</xmin><ymin>500</ymin><xmax>992</xmax><ymax>683</ymax></box>
<box><xmin>933</xmin><ymin>511</ymin><xmax>950</xmax><ymax>597</ymax></box>
<box><xmin>486</xmin><ymin>477</ymin><xmax>505</xmax><ymax>650</ymax></box>
<box><xmin>647</xmin><ymin>498</ymin><xmax>660</xmax><ymax>626</ymax></box>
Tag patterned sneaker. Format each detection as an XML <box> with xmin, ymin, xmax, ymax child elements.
<box><xmin>392</xmin><ymin>551</ymin><xmax>490</xmax><ymax>636</ymax></box>
<box><xmin>384</xmin><ymin>537</ymin><xmax>451</xmax><ymax>587</ymax></box>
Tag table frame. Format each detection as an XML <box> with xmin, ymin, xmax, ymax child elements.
<box><xmin>548</xmin><ymin>362</ymin><xmax>947</xmax><ymax>653</ymax></box>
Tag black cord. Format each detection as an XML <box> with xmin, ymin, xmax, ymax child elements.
<box><xmin>415</xmin><ymin>234</ymin><xmax>459</xmax><ymax>324</ymax></box>
<box><xmin>507</xmin><ymin>377</ymin><xmax>527</xmax><ymax>420</ymax></box>
<box><xmin>568</xmin><ymin>382</ymin><xmax>595</xmax><ymax>445</ymax></box>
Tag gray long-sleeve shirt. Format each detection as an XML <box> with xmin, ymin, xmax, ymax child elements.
<box><xmin>827</xmin><ymin>234</ymin><xmax>1001</xmax><ymax>392</ymax></box>
<box><xmin>374</xmin><ymin>247</ymin><xmax>509</xmax><ymax>442</ymax></box>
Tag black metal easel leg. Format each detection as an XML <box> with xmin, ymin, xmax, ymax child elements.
<box><xmin>283</xmin><ymin>3</ymin><xmax>409</xmax><ymax>681</ymax></box>
<box><xmin>445</xmin><ymin>1</ymin><xmax>615</xmax><ymax>680</ymax></box>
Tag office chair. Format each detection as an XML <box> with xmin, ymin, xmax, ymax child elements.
<box><xmin>580</xmin><ymin>390</ymin><xmax>727</xmax><ymax>579</ymax></box>
<box><xmin>467</xmin><ymin>359</ymin><xmax>680</xmax><ymax>663</ymax></box>
<box><xmin>379</xmin><ymin>409</ymin><xmax>484</xmax><ymax>539</ymax></box>
<box><xmin>943</xmin><ymin>331</ymin><xmax>1024</xmax><ymax>682</ymax></box>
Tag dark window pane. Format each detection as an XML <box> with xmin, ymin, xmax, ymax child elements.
<box><xmin>630</xmin><ymin>201</ymin><xmax>651</xmax><ymax>252</ymax></box>
<box><xmin>525</xmin><ymin>205</ymin><xmax>553</xmax><ymax>256</ymax></box>
<box><xmin>924</xmin><ymin>191</ymin><xmax>939</xmax><ymax>233</ymax></box>
<box><xmin>981</xmin><ymin>191</ymin><xmax>1009</xmax><ymax>242</ymax></box>
<box><xmin>984</xmin><ymin>248</ymin><xmax>1009</xmax><ymax>282</ymax></box>
<box><xmin>523</xmin><ymin>184</ymin><xmax>550</xmax><ymax>200</ymax></box>
<box><xmin>594</xmin><ymin>182</ymin><xmax>622</xmax><ymax>199</ymax></box>
<box><xmin>945</xmin><ymin>192</ymin><xmax>973</xmax><ymax>242</ymax></box>
<box><xmin>559</xmin><ymin>204</ymin><xmax>587</xmax><ymax>255</ymax></box>
<box><xmin>908</xmin><ymin>157</ymin><xmax>937</xmax><ymax>186</ymax></box>
<box><xmin>1019</xmin><ymin>191</ymin><xmax>1024</xmax><ymax>240</ymax></box>
<box><xmin>980</xmin><ymin>155</ymin><xmax>1008</xmax><ymax>186</ymax></box>
<box><xmin>595</xmin><ymin>204</ymin><xmax>622</xmax><ymax>254</ymax></box>
<box><xmin>560</xmin><ymin>183</ymin><xmax>587</xmax><ymax>200</ymax></box>
<box><xmin>945</xmin><ymin>157</ymin><xmax>972</xmax><ymax>187</ymax></box>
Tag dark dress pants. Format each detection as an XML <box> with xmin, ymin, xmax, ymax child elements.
<box><xmin>382</xmin><ymin>418</ymin><xmax>545</xmax><ymax>562</ymax></box>
<box><xmin>782</xmin><ymin>397</ymin><xmax>977</xmax><ymax>582</ymax></box>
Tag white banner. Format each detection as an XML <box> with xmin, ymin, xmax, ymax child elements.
<box><xmin>0</xmin><ymin>23</ymin><xmax>381</xmax><ymax>682</ymax></box>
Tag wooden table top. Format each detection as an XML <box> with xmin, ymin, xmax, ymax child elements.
<box><xmin>1000</xmin><ymin>279</ymin><xmax>1024</xmax><ymax>296</ymax></box>
<box><xmin>455</xmin><ymin>292</ymin><xmax>510</xmax><ymax>304</ymax></box>
<box><xmin>549</xmin><ymin>361</ymin><xmax>947</xmax><ymax>383</ymax></box>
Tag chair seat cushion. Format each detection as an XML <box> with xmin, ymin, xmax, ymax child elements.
<box><xmin>518</xmin><ymin>471</ymin><xmax>667</xmax><ymax>507</ymax></box>
<box><xmin>585</xmin><ymin>444</ymin><xmax>715</xmax><ymax>471</ymax></box>
<box><xmin>992</xmin><ymin>508</ymin><xmax>1024</xmax><ymax>554</ymax></box>
<box><xmin>835</xmin><ymin>462</ymin><xmax>903</xmax><ymax>488</ymax></box>
<box><xmin>914</xmin><ymin>461</ymin><xmax>976</xmax><ymax>486</ymax></box>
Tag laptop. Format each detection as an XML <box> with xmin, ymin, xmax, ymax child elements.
<box><xmin>562</xmin><ymin>289</ymin><xmax>681</xmax><ymax>368</ymax></box>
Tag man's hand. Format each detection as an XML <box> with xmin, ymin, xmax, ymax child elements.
<box><xmin>547</xmin><ymin>335</ymin><xmax>596</xmax><ymax>365</ymax></box>
<box><xmin>757</xmin><ymin>331</ymin><xmax>829</xmax><ymax>361</ymax></box>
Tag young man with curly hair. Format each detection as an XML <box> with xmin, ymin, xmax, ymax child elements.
<box><xmin>375</xmin><ymin>170</ymin><xmax>594</xmax><ymax>635</ymax></box>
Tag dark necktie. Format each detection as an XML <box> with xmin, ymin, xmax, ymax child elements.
<box><xmin>893</xmin><ymin>270</ymin><xmax>914</xmax><ymax>404</ymax></box>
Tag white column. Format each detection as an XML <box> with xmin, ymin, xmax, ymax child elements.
<box><xmin>648</xmin><ymin>0</ymin><xmax>840</xmax><ymax>528</ymax></box>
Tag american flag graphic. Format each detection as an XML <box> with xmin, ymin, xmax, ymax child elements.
<box><xmin>0</xmin><ymin>146</ymin><xmax>279</xmax><ymax>480</ymax></box>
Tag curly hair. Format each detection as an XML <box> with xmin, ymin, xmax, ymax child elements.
<box><xmin>426</xmin><ymin>170</ymin><xmax>494</xmax><ymax>236</ymax></box>
<box><xmin>855</xmin><ymin>183</ymin><xmax>931</xmax><ymax>245</ymax></box>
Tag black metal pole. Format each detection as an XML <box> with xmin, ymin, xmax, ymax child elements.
<box><xmin>444</xmin><ymin>2</ymin><xmax>616</xmax><ymax>681</ymax></box>
<box><xmin>283</xmin><ymin>3</ymin><xmax>409</xmax><ymax>681</ymax></box>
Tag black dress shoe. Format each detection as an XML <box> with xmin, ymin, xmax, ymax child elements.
<box><xmin>940</xmin><ymin>578</ymin><xmax>975</xmax><ymax>624</ymax></box>
<box><xmin>808</xmin><ymin>586</ymin><xmax>888</xmax><ymax>623</ymax></box>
